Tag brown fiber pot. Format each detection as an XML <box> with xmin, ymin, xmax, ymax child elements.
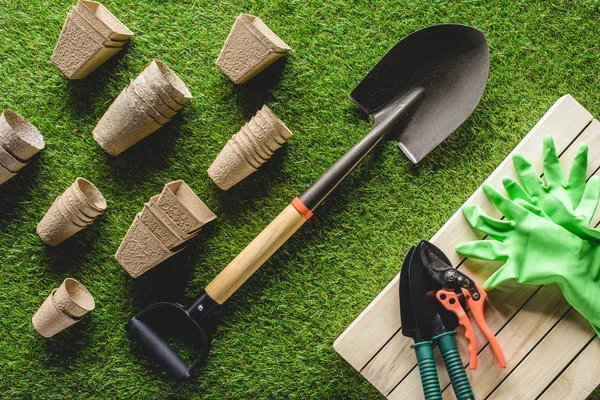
<box><xmin>93</xmin><ymin>87</ymin><xmax>162</xmax><ymax>155</ymax></box>
<box><xmin>53</xmin><ymin>278</ymin><xmax>95</xmax><ymax>318</ymax></box>
<box><xmin>0</xmin><ymin>109</ymin><xmax>44</xmax><ymax>161</ymax></box>
<box><xmin>32</xmin><ymin>289</ymin><xmax>80</xmax><ymax>338</ymax></box>
<box><xmin>216</xmin><ymin>14</ymin><xmax>290</xmax><ymax>84</ymax></box>
<box><xmin>207</xmin><ymin>140</ymin><xmax>257</xmax><ymax>190</ymax></box>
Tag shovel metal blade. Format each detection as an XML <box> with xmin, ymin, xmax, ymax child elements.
<box><xmin>350</xmin><ymin>24</ymin><xmax>490</xmax><ymax>163</ymax></box>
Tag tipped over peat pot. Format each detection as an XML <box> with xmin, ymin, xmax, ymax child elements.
<box><xmin>36</xmin><ymin>178</ymin><xmax>106</xmax><ymax>246</ymax></box>
<box><xmin>93</xmin><ymin>60</ymin><xmax>192</xmax><ymax>155</ymax></box>
<box><xmin>0</xmin><ymin>109</ymin><xmax>44</xmax><ymax>184</ymax></box>
<box><xmin>207</xmin><ymin>106</ymin><xmax>292</xmax><ymax>190</ymax></box>
<box><xmin>115</xmin><ymin>181</ymin><xmax>216</xmax><ymax>278</ymax></box>
<box><xmin>51</xmin><ymin>1</ymin><xmax>133</xmax><ymax>79</ymax></box>
<box><xmin>32</xmin><ymin>279</ymin><xmax>95</xmax><ymax>338</ymax></box>
<box><xmin>216</xmin><ymin>14</ymin><xmax>291</xmax><ymax>84</ymax></box>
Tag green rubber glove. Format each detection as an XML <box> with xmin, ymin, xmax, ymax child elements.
<box><xmin>502</xmin><ymin>136</ymin><xmax>600</xmax><ymax>242</ymax></box>
<box><xmin>456</xmin><ymin>184</ymin><xmax>600</xmax><ymax>336</ymax></box>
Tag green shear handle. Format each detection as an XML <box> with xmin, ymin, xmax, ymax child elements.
<box><xmin>412</xmin><ymin>332</ymin><xmax>474</xmax><ymax>400</ymax></box>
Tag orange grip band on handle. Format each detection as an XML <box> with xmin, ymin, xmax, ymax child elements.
<box><xmin>291</xmin><ymin>197</ymin><xmax>313</xmax><ymax>220</ymax></box>
<box><xmin>436</xmin><ymin>289</ymin><xmax>478</xmax><ymax>370</ymax></box>
<box><xmin>463</xmin><ymin>286</ymin><xmax>506</xmax><ymax>369</ymax></box>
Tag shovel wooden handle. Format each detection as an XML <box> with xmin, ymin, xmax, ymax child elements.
<box><xmin>205</xmin><ymin>201</ymin><xmax>309</xmax><ymax>304</ymax></box>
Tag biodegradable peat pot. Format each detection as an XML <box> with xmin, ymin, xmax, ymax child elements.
<box><xmin>259</xmin><ymin>105</ymin><xmax>293</xmax><ymax>142</ymax></box>
<box><xmin>130</xmin><ymin>78</ymin><xmax>177</xmax><ymax>118</ymax></box>
<box><xmin>247</xmin><ymin>116</ymin><xmax>281</xmax><ymax>152</ymax></box>
<box><xmin>0</xmin><ymin>164</ymin><xmax>17</xmax><ymax>185</ymax></box>
<box><xmin>229</xmin><ymin>136</ymin><xmax>262</xmax><ymax>169</ymax></box>
<box><xmin>76</xmin><ymin>0</ymin><xmax>133</xmax><ymax>41</ymax></box>
<box><xmin>207</xmin><ymin>140</ymin><xmax>258</xmax><ymax>190</ymax></box>
<box><xmin>69</xmin><ymin>9</ymin><xmax>127</xmax><ymax>48</ymax></box>
<box><xmin>148</xmin><ymin>195</ymin><xmax>197</xmax><ymax>242</ymax></box>
<box><xmin>156</xmin><ymin>180</ymin><xmax>217</xmax><ymax>234</ymax></box>
<box><xmin>0</xmin><ymin>146</ymin><xmax>27</xmax><ymax>173</ymax></box>
<box><xmin>0</xmin><ymin>109</ymin><xmax>44</xmax><ymax>161</ymax></box>
<box><xmin>63</xmin><ymin>185</ymin><xmax>100</xmax><ymax>219</ymax></box>
<box><xmin>93</xmin><ymin>87</ymin><xmax>162</xmax><ymax>155</ymax></box>
<box><xmin>126</xmin><ymin>85</ymin><xmax>170</xmax><ymax>125</ymax></box>
<box><xmin>65</xmin><ymin>177</ymin><xmax>107</xmax><ymax>217</ymax></box>
<box><xmin>32</xmin><ymin>289</ymin><xmax>79</xmax><ymax>338</ymax></box>
<box><xmin>231</xmin><ymin>138</ymin><xmax>261</xmax><ymax>169</ymax></box>
<box><xmin>238</xmin><ymin>124</ymin><xmax>271</xmax><ymax>160</ymax></box>
<box><xmin>254</xmin><ymin>111</ymin><xmax>286</xmax><ymax>145</ymax></box>
<box><xmin>134</xmin><ymin>68</ymin><xmax>183</xmax><ymax>111</ymax></box>
<box><xmin>56</xmin><ymin>195</ymin><xmax>88</xmax><ymax>228</ymax></box>
<box><xmin>37</xmin><ymin>197</ymin><xmax>86</xmax><ymax>246</ymax></box>
<box><xmin>69</xmin><ymin>46</ymin><xmax>123</xmax><ymax>80</ymax></box>
<box><xmin>216</xmin><ymin>14</ymin><xmax>291</xmax><ymax>84</ymax></box>
<box><xmin>58</xmin><ymin>194</ymin><xmax>93</xmax><ymax>225</ymax></box>
<box><xmin>233</xmin><ymin>130</ymin><xmax>268</xmax><ymax>164</ymax></box>
<box><xmin>115</xmin><ymin>215</ymin><xmax>184</xmax><ymax>278</ymax></box>
<box><xmin>53</xmin><ymin>278</ymin><xmax>95</xmax><ymax>318</ymax></box>
<box><xmin>145</xmin><ymin>60</ymin><xmax>193</xmax><ymax>106</ymax></box>
<box><xmin>51</xmin><ymin>15</ymin><xmax>123</xmax><ymax>80</ymax></box>
<box><xmin>139</xmin><ymin>204</ymin><xmax>185</xmax><ymax>250</ymax></box>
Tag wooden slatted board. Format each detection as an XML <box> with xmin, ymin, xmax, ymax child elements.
<box><xmin>334</xmin><ymin>95</ymin><xmax>600</xmax><ymax>399</ymax></box>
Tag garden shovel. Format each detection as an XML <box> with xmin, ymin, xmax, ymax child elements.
<box><xmin>126</xmin><ymin>24</ymin><xmax>490</xmax><ymax>380</ymax></box>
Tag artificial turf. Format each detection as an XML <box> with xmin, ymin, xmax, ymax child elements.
<box><xmin>1</xmin><ymin>0</ymin><xmax>599</xmax><ymax>398</ymax></box>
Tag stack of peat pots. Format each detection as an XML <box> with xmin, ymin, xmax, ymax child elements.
<box><xmin>0</xmin><ymin>109</ymin><xmax>44</xmax><ymax>185</ymax></box>
<box><xmin>37</xmin><ymin>178</ymin><xmax>107</xmax><ymax>246</ymax></box>
<box><xmin>93</xmin><ymin>60</ymin><xmax>192</xmax><ymax>156</ymax></box>
<box><xmin>51</xmin><ymin>0</ymin><xmax>133</xmax><ymax>79</ymax></box>
<box><xmin>32</xmin><ymin>278</ymin><xmax>95</xmax><ymax>338</ymax></box>
<box><xmin>208</xmin><ymin>105</ymin><xmax>293</xmax><ymax>190</ymax></box>
<box><xmin>115</xmin><ymin>180</ymin><xmax>216</xmax><ymax>278</ymax></box>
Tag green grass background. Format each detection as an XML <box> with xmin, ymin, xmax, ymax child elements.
<box><xmin>1</xmin><ymin>0</ymin><xmax>599</xmax><ymax>398</ymax></box>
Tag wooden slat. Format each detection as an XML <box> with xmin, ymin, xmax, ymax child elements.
<box><xmin>538</xmin><ymin>338</ymin><xmax>600</xmax><ymax>400</ymax></box>
<box><xmin>389</xmin><ymin>119</ymin><xmax>600</xmax><ymax>399</ymax></box>
<box><xmin>558</xmin><ymin>119</ymin><xmax>600</xmax><ymax>173</ymax></box>
<box><xmin>333</xmin><ymin>95</ymin><xmax>596</xmax><ymax>395</ymax></box>
<box><xmin>488</xmin><ymin>309</ymin><xmax>595</xmax><ymax>399</ymax></box>
<box><xmin>333</xmin><ymin>272</ymin><xmax>403</xmax><ymax>370</ymax></box>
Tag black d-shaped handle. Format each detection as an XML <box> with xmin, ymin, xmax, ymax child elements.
<box><xmin>126</xmin><ymin>291</ymin><xmax>218</xmax><ymax>381</ymax></box>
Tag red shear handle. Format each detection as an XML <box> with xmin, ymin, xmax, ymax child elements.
<box><xmin>435</xmin><ymin>290</ymin><xmax>478</xmax><ymax>370</ymax></box>
<box><xmin>462</xmin><ymin>286</ymin><xmax>506</xmax><ymax>369</ymax></box>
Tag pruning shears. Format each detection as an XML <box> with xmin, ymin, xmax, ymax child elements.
<box><xmin>400</xmin><ymin>241</ymin><xmax>505</xmax><ymax>400</ymax></box>
<box><xmin>422</xmin><ymin>242</ymin><xmax>506</xmax><ymax>370</ymax></box>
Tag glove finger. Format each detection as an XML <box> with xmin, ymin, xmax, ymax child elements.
<box><xmin>462</xmin><ymin>204</ymin><xmax>512</xmax><ymax>241</ymax></box>
<box><xmin>542</xmin><ymin>136</ymin><xmax>565</xmax><ymax>187</ymax></box>
<box><xmin>567</xmin><ymin>144</ymin><xmax>589</xmax><ymax>207</ymax></box>
<box><xmin>513</xmin><ymin>198</ymin><xmax>551</xmax><ymax>220</ymax></box>
<box><xmin>502</xmin><ymin>177</ymin><xmax>533</xmax><ymax>203</ymax></box>
<box><xmin>455</xmin><ymin>240</ymin><xmax>508</xmax><ymax>262</ymax></box>
<box><xmin>483</xmin><ymin>184</ymin><xmax>527</xmax><ymax>221</ymax></box>
<box><xmin>576</xmin><ymin>175</ymin><xmax>600</xmax><ymax>224</ymax></box>
<box><xmin>513</xmin><ymin>153</ymin><xmax>544</xmax><ymax>197</ymax></box>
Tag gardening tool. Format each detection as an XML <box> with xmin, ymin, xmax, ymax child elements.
<box><xmin>421</xmin><ymin>240</ymin><xmax>506</xmax><ymax>370</ymax></box>
<box><xmin>400</xmin><ymin>241</ymin><xmax>474</xmax><ymax>400</ymax></box>
<box><xmin>126</xmin><ymin>24</ymin><xmax>490</xmax><ymax>380</ymax></box>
